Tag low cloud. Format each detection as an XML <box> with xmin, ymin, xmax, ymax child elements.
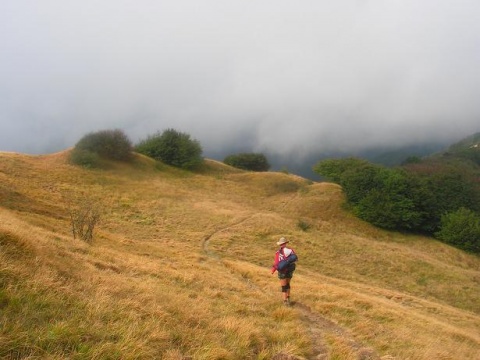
<box><xmin>1</xmin><ymin>1</ymin><xmax>479</xmax><ymax>160</ymax></box>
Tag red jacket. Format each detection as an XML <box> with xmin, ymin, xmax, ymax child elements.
<box><xmin>271</xmin><ymin>246</ymin><xmax>296</xmax><ymax>274</ymax></box>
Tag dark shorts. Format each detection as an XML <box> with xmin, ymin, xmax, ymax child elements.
<box><xmin>277</xmin><ymin>264</ymin><xmax>295</xmax><ymax>279</ymax></box>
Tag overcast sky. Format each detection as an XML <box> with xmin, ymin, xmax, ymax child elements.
<box><xmin>1</xmin><ymin>1</ymin><xmax>479</xmax><ymax>160</ymax></box>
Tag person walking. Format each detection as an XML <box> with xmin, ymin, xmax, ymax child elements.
<box><xmin>271</xmin><ymin>237</ymin><xmax>297</xmax><ymax>306</ymax></box>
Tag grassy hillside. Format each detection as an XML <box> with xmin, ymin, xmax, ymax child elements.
<box><xmin>441</xmin><ymin>132</ymin><xmax>480</xmax><ymax>166</ymax></box>
<box><xmin>446</xmin><ymin>132</ymin><xmax>480</xmax><ymax>153</ymax></box>
<box><xmin>1</xmin><ymin>151</ymin><xmax>479</xmax><ymax>360</ymax></box>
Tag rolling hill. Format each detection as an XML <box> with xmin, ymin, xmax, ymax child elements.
<box><xmin>1</xmin><ymin>150</ymin><xmax>479</xmax><ymax>359</ymax></box>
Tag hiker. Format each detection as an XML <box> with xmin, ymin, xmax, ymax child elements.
<box><xmin>271</xmin><ymin>237</ymin><xmax>297</xmax><ymax>306</ymax></box>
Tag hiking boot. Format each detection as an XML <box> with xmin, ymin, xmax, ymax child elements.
<box><xmin>284</xmin><ymin>298</ymin><xmax>291</xmax><ymax>307</ymax></box>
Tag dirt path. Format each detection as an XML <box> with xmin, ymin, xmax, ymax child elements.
<box><xmin>294</xmin><ymin>302</ymin><xmax>381</xmax><ymax>360</ymax></box>
<box><xmin>201</xmin><ymin>216</ymin><xmax>252</xmax><ymax>257</ymax></box>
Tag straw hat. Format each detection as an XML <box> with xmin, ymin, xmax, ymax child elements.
<box><xmin>276</xmin><ymin>237</ymin><xmax>289</xmax><ymax>246</ymax></box>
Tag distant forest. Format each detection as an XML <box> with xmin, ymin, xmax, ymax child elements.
<box><xmin>314</xmin><ymin>132</ymin><xmax>480</xmax><ymax>253</ymax></box>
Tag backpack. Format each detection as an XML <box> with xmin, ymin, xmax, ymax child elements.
<box><xmin>277</xmin><ymin>250</ymin><xmax>298</xmax><ymax>271</ymax></box>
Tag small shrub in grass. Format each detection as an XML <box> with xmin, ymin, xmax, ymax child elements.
<box><xmin>63</xmin><ymin>192</ymin><xmax>101</xmax><ymax>243</ymax></box>
<box><xmin>70</xmin><ymin>201</ymin><xmax>100</xmax><ymax>243</ymax></box>
<box><xmin>297</xmin><ymin>219</ymin><xmax>311</xmax><ymax>232</ymax></box>
<box><xmin>273</xmin><ymin>180</ymin><xmax>300</xmax><ymax>193</ymax></box>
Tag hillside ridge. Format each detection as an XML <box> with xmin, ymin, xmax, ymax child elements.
<box><xmin>1</xmin><ymin>150</ymin><xmax>479</xmax><ymax>359</ymax></box>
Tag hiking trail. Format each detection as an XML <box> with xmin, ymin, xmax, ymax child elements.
<box><xmin>201</xmin><ymin>217</ymin><xmax>386</xmax><ymax>360</ymax></box>
<box><xmin>293</xmin><ymin>302</ymin><xmax>382</xmax><ymax>360</ymax></box>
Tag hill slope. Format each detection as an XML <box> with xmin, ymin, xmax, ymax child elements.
<box><xmin>440</xmin><ymin>131</ymin><xmax>480</xmax><ymax>166</ymax></box>
<box><xmin>1</xmin><ymin>151</ymin><xmax>479</xmax><ymax>359</ymax></box>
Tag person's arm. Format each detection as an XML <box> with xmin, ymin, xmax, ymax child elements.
<box><xmin>271</xmin><ymin>252</ymin><xmax>279</xmax><ymax>274</ymax></box>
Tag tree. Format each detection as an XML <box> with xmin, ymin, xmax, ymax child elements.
<box><xmin>313</xmin><ymin>154</ymin><xmax>480</xmax><ymax>241</ymax></box>
<box><xmin>313</xmin><ymin>157</ymin><xmax>370</xmax><ymax>183</ymax></box>
<box><xmin>401</xmin><ymin>156</ymin><xmax>422</xmax><ymax>165</ymax></box>
<box><xmin>339</xmin><ymin>162</ymin><xmax>384</xmax><ymax>204</ymax></box>
<box><xmin>135</xmin><ymin>129</ymin><xmax>203</xmax><ymax>170</ymax></box>
<box><xmin>223</xmin><ymin>153</ymin><xmax>270</xmax><ymax>171</ymax></box>
<box><xmin>354</xmin><ymin>169</ymin><xmax>421</xmax><ymax>230</ymax></box>
<box><xmin>435</xmin><ymin>208</ymin><xmax>480</xmax><ymax>253</ymax></box>
<box><xmin>405</xmin><ymin>160</ymin><xmax>480</xmax><ymax>232</ymax></box>
<box><xmin>455</xmin><ymin>148</ymin><xmax>480</xmax><ymax>166</ymax></box>
<box><xmin>71</xmin><ymin>129</ymin><xmax>133</xmax><ymax>163</ymax></box>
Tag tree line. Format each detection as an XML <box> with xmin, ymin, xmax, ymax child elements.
<box><xmin>69</xmin><ymin>128</ymin><xmax>270</xmax><ymax>171</ymax></box>
<box><xmin>314</xmin><ymin>156</ymin><xmax>480</xmax><ymax>253</ymax></box>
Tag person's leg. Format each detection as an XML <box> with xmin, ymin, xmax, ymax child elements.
<box><xmin>280</xmin><ymin>278</ymin><xmax>289</xmax><ymax>303</ymax></box>
<box><xmin>285</xmin><ymin>278</ymin><xmax>291</xmax><ymax>302</ymax></box>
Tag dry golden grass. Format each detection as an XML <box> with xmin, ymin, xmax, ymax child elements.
<box><xmin>0</xmin><ymin>150</ymin><xmax>479</xmax><ymax>359</ymax></box>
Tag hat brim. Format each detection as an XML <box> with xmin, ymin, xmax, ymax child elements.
<box><xmin>276</xmin><ymin>240</ymin><xmax>289</xmax><ymax>245</ymax></box>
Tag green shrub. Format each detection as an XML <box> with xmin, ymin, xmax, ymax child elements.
<box><xmin>407</xmin><ymin>163</ymin><xmax>480</xmax><ymax>232</ymax></box>
<box><xmin>223</xmin><ymin>153</ymin><xmax>270</xmax><ymax>171</ymax></box>
<box><xmin>313</xmin><ymin>157</ymin><xmax>370</xmax><ymax>183</ymax></box>
<box><xmin>353</xmin><ymin>169</ymin><xmax>422</xmax><ymax>230</ymax></box>
<box><xmin>340</xmin><ymin>163</ymin><xmax>384</xmax><ymax>204</ymax></box>
<box><xmin>435</xmin><ymin>208</ymin><xmax>480</xmax><ymax>253</ymax></box>
<box><xmin>135</xmin><ymin>129</ymin><xmax>203</xmax><ymax>170</ymax></box>
<box><xmin>69</xmin><ymin>149</ymin><xmax>101</xmax><ymax>168</ymax></box>
<box><xmin>73</xmin><ymin>129</ymin><xmax>133</xmax><ymax>162</ymax></box>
